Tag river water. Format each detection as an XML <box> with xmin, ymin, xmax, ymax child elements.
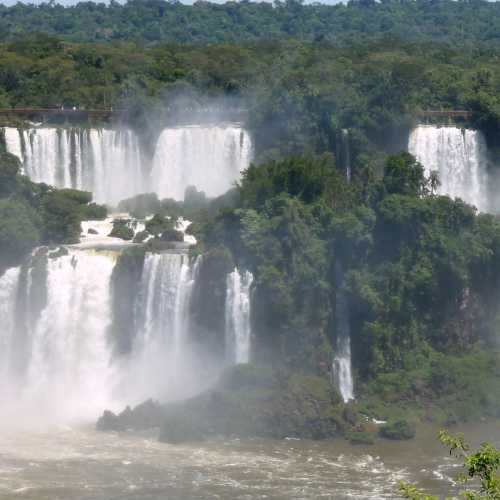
<box><xmin>0</xmin><ymin>421</ymin><xmax>498</xmax><ymax>499</ymax></box>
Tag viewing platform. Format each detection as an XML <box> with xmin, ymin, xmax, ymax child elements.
<box><xmin>417</xmin><ymin>110</ymin><xmax>472</xmax><ymax>119</ymax></box>
<box><xmin>0</xmin><ymin>108</ymin><xmax>115</xmax><ymax>120</ymax></box>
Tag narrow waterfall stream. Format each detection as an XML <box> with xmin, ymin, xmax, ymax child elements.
<box><xmin>225</xmin><ymin>268</ymin><xmax>253</xmax><ymax>364</ymax></box>
<box><xmin>333</xmin><ymin>261</ymin><xmax>354</xmax><ymax>403</ymax></box>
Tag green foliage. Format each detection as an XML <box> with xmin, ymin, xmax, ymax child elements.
<box><xmin>346</xmin><ymin>431</ymin><xmax>376</xmax><ymax>445</ymax></box>
<box><xmin>0</xmin><ymin>198</ymin><xmax>40</xmax><ymax>270</ymax></box>
<box><xmin>145</xmin><ymin>214</ymin><xmax>175</xmax><ymax>236</ymax></box>
<box><xmin>78</xmin><ymin>202</ymin><xmax>107</xmax><ymax>220</ymax></box>
<box><xmin>40</xmin><ymin>188</ymin><xmax>92</xmax><ymax>244</ymax></box>
<box><xmin>117</xmin><ymin>193</ymin><xmax>160</xmax><ymax>219</ymax></box>
<box><xmin>199</xmin><ymin>150</ymin><xmax>500</xmax><ymax>422</ymax></box>
<box><xmin>109</xmin><ymin>219</ymin><xmax>134</xmax><ymax>241</ymax></box>
<box><xmin>0</xmin><ymin>149</ymin><xmax>106</xmax><ymax>270</ymax></box>
<box><xmin>0</xmin><ymin>152</ymin><xmax>21</xmax><ymax>196</ymax></box>
<box><xmin>3</xmin><ymin>1</ymin><xmax>500</xmax><ymax>49</ymax></box>
<box><xmin>400</xmin><ymin>431</ymin><xmax>500</xmax><ymax>499</ymax></box>
<box><xmin>379</xmin><ymin>419</ymin><xmax>416</xmax><ymax>440</ymax></box>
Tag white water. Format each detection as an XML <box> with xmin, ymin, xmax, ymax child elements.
<box><xmin>0</xmin><ymin>248</ymin><xmax>207</xmax><ymax>428</ymax></box>
<box><xmin>333</xmin><ymin>262</ymin><xmax>354</xmax><ymax>403</ymax></box>
<box><xmin>225</xmin><ymin>268</ymin><xmax>253</xmax><ymax>364</ymax></box>
<box><xmin>121</xmin><ymin>253</ymin><xmax>201</xmax><ymax>403</ymax></box>
<box><xmin>408</xmin><ymin>125</ymin><xmax>489</xmax><ymax>211</ymax></box>
<box><xmin>150</xmin><ymin>125</ymin><xmax>252</xmax><ymax>200</ymax></box>
<box><xmin>0</xmin><ymin>250</ymin><xmax>118</xmax><ymax>426</ymax></box>
<box><xmin>3</xmin><ymin>124</ymin><xmax>252</xmax><ymax>205</ymax></box>
<box><xmin>3</xmin><ymin>127</ymin><xmax>143</xmax><ymax>206</ymax></box>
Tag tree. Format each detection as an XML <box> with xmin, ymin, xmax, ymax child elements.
<box><xmin>383</xmin><ymin>152</ymin><xmax>429</xmax><ymax>197</ymax></box>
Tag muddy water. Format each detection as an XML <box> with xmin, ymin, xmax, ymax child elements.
<box><xmin>0</xmin><ymin>421</ymin><xmax>498</xmax><ymax>500</ymax></box>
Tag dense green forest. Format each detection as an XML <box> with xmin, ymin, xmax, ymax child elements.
<box><xmin>1</xmin><ymin>0</ymin><xmax>500</xmax><ymax>443</ymax></box>
<box><xmin>1</xmin><ymin>34</ymin><xmax>500</xmax><ymax>163</ymax></box>
<box><xmin>0</xmin><ymin>150</ymin><xmax>106</xmax><ymax>274</ymax></box>
<box><xmin>1</xmin><ymin>0</ymin><xmax>500</xmax><ymax>47</ymax></box>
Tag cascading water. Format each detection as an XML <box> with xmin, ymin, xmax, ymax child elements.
<box><xmin>408</xmin><ymin>125</ymin><xmax>489</xmax><ymax>211</ymax></box>
<box><xmin>0</xmin><ymin>249</ymin><xmax>117</xmax><ymax>425</ymax></box>
<box><xmin>150</xmin><ymin>125</ymin><xmax>252</xmax><ymax>200</ymax></box>
<box><xmin>3</xmin><ymin>127</ymin><xmax>143</xmax><ymax>206</ymax></box>
<box><xmin>225</xmin><ymin>268</ymin><xmax>253</xmax><ymax>364</ymax></box>
<box><xmin>3</xmin><ymin>124</ymin><xmax>252</xmax><ymax>204</ymax></box>
<box><xmin>0</xmin><ymin>247</ymin><xmax>208</xmax><ymax>427</ymax></box>
<box><xmin>337</xmin><ymin>128</ymin><xmax>351</xmax><ymax>181</ymax></box>
<box><xmin>120</xmin><ymin>253</ymin><xmax>202</xmax><ymax>402</ymax></box>
<box><xmin>332</xmin><ymin>261</ymin><xmax>354</xmax><ymax>403</ymax></box>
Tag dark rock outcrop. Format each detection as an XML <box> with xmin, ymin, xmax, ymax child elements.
<box><xmin>96</xmin><ymin>399</ymin><xmax>164</xmax><ymax>431</ymax></box>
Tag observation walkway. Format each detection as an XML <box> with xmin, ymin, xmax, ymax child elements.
<box><xmin>0</xmin><ymin>108</ymin><xmax>114</xmax><ymax>120</ymax></box>
<box><xmin>417</xmin><ymin>110</ymin><xmax>472</xmax><ymax>119</ymax></box>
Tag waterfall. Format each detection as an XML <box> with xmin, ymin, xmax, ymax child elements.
<box><xmin>0</xmin><ymin>249</ymin><xmax>117</xmax><ymax>425</ymax></box>
<box><xmin>0</xmin><ymin>248</ymin><xmax>206</xmax><ymax>427</ymax></box>
<box><xmin>150</xmin><ymin>125</ymin><xmax>252</xmax><ymax>200</ymax></box>
<box><xmin>333</xmin><ymin>262</ymin><xmax>354</xmax><ymax>403</ymax></box>
<box><xmin>225</xmin><ymin>268</ymin><xmax>253</xmax><ymax>364</ymax></box>
<box><xmin>337</xmin><ymin>128</ymin><xmax>351</xmax><ymax>181</ymax></box>
<box><xmin>121</xmin><ymin>252</ymin><xmax>200</xmax><ymax>402</ymax></box>
<box><xmin>408</xmin><ymin>125</ymin><xmax>489</xmax><ymax>211</ymax></box>
<box><xmin>3</xmin><ymin>127</ymin><xmax>143</xmax><ymax>206</ymax></box>
<box><xmin>4</xmin><ymin>124</ymin><xmax>252</xmax><ymax>205</ymax></box>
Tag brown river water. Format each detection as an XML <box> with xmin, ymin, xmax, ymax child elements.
<box><xmin>0</xmin><ymin>420</ymin><xmax>498</xmax><ymax>500</ymax></box>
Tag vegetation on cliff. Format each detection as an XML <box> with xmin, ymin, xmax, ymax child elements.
<box><xmin>195</xmin><ymin>152</ymin><xmax>500</xmax><ymax>425</ymax></box>
<box><xmin>0</xmin><ymin>150</ymin><xmax>106</xmax><ymax>273</ymax></box>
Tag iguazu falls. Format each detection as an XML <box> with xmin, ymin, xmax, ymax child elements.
<box><xmin>1</xmin><ymin>2</ymin><xmax>500</xmax><ymax>499</ymax></box>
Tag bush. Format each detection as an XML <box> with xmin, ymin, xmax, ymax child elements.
<box><xmin>78</xmin><ymin>202</ymin><xmax>107</xmax><ymax>220</ymax></box>
<box><xmin>117</xmin><ymin>193</ymin><xmax>160</xmax><ymax>218</ymax></box>
<box><xmin>145</xmin><ymin>214</ymin><xmax>175</xmax><ymax>236</ymax></box>
<box><xmin>379</xmin><ymin>419</ymin><xmax>416</xmax><ymax>440</ymax></box>
<box><xmin>346</xmin><ymin>431</ymin><xmax>376</xmax><ymax>445</ymax></box>
<box><xmin>109</xmin><ymin>220</ymin><xmax>134</xmax><ymax>240</ymax></box>
<box><xmin>0</xmin><ymin>198</ymin><xmax>40</xmax><ymax>270</ymax></box>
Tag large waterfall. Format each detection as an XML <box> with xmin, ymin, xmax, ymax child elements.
<box><xmin>3</xmin><ymin>127</ymin><xmax>143</xmax><ymax>206</ymax></box>
<box><xmin>150</xmin><ymin>125</ymin><xmax>252</xmax><ymax>200</ymax></box>
<box><xmin>3</xmin><ymin>124</ymin><xmax>252</xmax><ymax>205</ymax></box>
<box><xmin>333</xmin><ymin>262</ymin><xmax>354</xmax><ymax>403</ymax></box>
<box><xmin>0</xmin><ymin>248</ymin><xmax>208</xmax><ymax>427</ymax></box>
<box><xmin>225</xmin><ymin>268</ymin><xmax>253</xmax><ymax>364</ymax></box>
<box><xmin>408</xmin><ymin>125</ymin><xmax>489</xmax><ymax>211</ymax></box>
<box><xmin>121</xmin><ymin>253</ymin><xmax>201</xmax><ymax>403</ymax></box>
<box><xmin>0</xmin><ymin>246</ymin><xmax>257</xmax><ymax>426</ymax></box>
<box><xmin>0</xmin><ymin>250</ymin><xmax>117</xmax><ymax>425</ymax></box>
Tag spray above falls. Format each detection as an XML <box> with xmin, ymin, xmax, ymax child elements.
<box><xmin>408</xmin><ymin>125</ymin><xmax>489</xmax><ymax>212</ymax></box>
<box><xmin>3</xmin><ymin>124</ymin><xmax>252</xmax><ymax>205</ymax></box>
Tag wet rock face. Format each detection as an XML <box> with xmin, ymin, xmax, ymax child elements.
<box><xmin>96</xmin><ymin>399</ymin><xmax>164</xmax><ymax>432</ymax></box>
